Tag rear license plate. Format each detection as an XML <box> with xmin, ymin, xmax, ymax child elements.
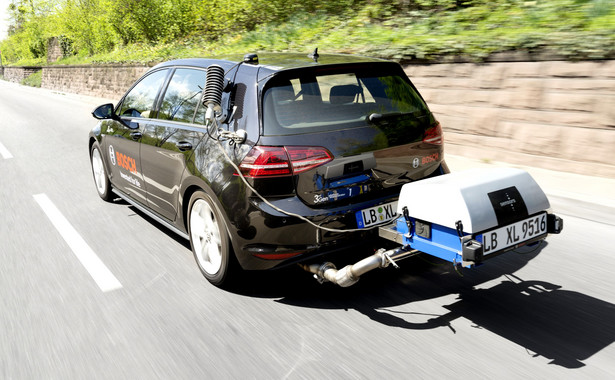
<box><xmin>481</xmin><ymin>212</ymin><xmax>548</xmax><ymax>255</ymax></box>
<box><xmin>356</xmin><ymin>201</ymin><xmax>398</xmax><ymax>229</ymax></box>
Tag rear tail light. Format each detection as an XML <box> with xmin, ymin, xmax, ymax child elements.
<box><xmin>238</xmin><ymin>146</ymin><xmax>291</xmax><ymax>177</ymax></box>
<box><xmin>423</xmin><ymin>122</ymin><xmax>443</xmax><ymax>145</ymax></box>
<box><xmin>286</xmin><ymin>147</ymin><xmax>333</xmax><ymax>174</ymax></box>
<box><xmin>238</xmin><ymin>146</ymin><xmax>333</xmax><ymax>178</ymax></box>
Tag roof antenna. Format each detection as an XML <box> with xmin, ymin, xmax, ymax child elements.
<box><xmin>308</xmin><ymin>48</ymin><xmax>319</xmax><ymax>62</ymax></box>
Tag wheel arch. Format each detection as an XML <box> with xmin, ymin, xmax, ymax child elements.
<box><xmin>181</xmin><ymin>184</ymin><xmax>203</xmax><ymax>232</ymax></box>
<box><xmin>89</xmin><ymin>136</ymin><xmax>112</xmax><ymax>175</ymax></box>
<box><xmin>182</xmin><ymin>182</ymin><xmax>244</xmax><ymax>274</ymax></box>
<box><xmin>88</xmin><ymin>136</ymin><xmax>97</xmax><ymax>156</ymax></box>
<box><xmin>181</xmin><ymin>182</ymin><xmax>233</xmax><ymax>241</ymax></box>
<box><xmin>180</xmin><ymin>172</ymin><xmax>250</xmax><ymax>270</ymax></box>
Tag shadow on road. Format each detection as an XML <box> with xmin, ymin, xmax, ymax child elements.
<box><xmin>428</xmin><ymin>277</ymin><xmax>613</xmax><ymax>368</ymax></box>
<box><xmin>232</xmin><ymin>243</ymin><xmax>614</xmax><ymax>369</ymax></box>
<box><xmin>347</xmin><ymin>275</ymin><xmax>615</xmax><ymax>368</ymax></box>
<box><xmin>116</xmin><ymin>204</ymin><xmax>614</xmax><ymax>369</ymax></box>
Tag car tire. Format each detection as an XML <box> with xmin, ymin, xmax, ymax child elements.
<box><xmin>188</xmin><ymin>190</ymin><xmax>235</xmax><ymax>286</ymax></box>
<box><xmin>90</xmin><ymin>143</ymin><xmax>113</xmax><ymax>201</ymax></box>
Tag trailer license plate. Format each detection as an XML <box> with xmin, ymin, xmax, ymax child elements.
<box><xmin>356</xmin><ymin>201</ymin><xmax>398</xmax><ymax>228</ymax></box>
<box><xmin>481</xmin><ymin>212</ymin><xmax>548</xmax><ymax>255</ymax></box>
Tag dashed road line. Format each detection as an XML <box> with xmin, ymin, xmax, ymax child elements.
<box><xmin>33</xmin><ymin>193</ymin><xmax>123</xmax><ymax>292</ymax></box>
<box><xmin>0</xmin><ymin>140</ymin><xmax>13</xmax><ymax>159</ymax></box>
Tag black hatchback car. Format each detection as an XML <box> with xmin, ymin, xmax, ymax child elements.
<box><xmin>89</xmin><ymin>52</ymin><xmax>448</xmax><ymax>286</ymax></box>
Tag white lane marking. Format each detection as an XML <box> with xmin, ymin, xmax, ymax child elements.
<box><xmin>0</xmin><ymin>141</ymin><xmax>13</xmax><ymax>159</ymax></box>
<box><xmin>33</xmin><ymin>193</ymin><xmax>123</xmax><ymax>292</ymax></box>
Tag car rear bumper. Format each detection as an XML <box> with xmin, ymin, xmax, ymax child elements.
<box><xmin>230</xmin><ymin>195</ymin><xmax>395</xmax><ymax>270</ymax></box>
<box><xmin>225</xmin><ymin>162</ymin><xmax>449</xmax><ymax>270</ymax></box>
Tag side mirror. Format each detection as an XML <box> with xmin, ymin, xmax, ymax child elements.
<box><xmin>92</xmin><ymin>103</ymin><xmax>115</xmax><ymax>120</ymax></box>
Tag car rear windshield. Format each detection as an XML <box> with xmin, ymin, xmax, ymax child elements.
<box><xmin>262</xmin><ymin>65</ymin><xmax>430</xmax><ymax>136</ymax></box>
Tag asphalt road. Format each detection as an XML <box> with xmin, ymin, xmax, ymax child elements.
<box><xmin>1</xmin><ymin>80</ymin><xmax>614</xmax><ymax>379</ymax></box>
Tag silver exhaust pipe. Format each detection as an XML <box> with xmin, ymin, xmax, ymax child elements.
<box><xmin>300</xmin><ymin>247</ymin><xmax>419</xmax><ymax>287</ymax></box>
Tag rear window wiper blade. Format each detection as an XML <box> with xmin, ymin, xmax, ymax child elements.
<box><xmin>367</xmin><ymin>111</ymin><xmax>424</xmax><ymax>124</ymax></box>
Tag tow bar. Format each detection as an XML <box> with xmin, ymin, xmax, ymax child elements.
<box><xmin>301</xmin><ymin>168</ymin><xmax>563</xmax><ymax>287</ymax></box>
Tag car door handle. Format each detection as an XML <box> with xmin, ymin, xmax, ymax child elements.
<box><xmin>176</xmin><ymin>141</ymin><xmax>193</xmax><ymax>151</ymax></box>
<box><xmin>130</xmin><ymin>131</ymin><xmax>142</xmax><ymax>140</ymax></box>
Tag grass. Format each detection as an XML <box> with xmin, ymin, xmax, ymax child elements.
<box><xmin>21</xmin><ymin>70</ymin><xmax>42</xmax><ymax>87</ymax></box>
<box><xmin>5</xmin><ymin>1</ymin><xmax>615</xmax><ymax>67</ymax></box>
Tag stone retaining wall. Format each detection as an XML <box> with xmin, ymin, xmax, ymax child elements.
<box><xmin>2</xmin><ymin>66</ymin><xmax>42</xmax><ymax>83</ymax></box>
<box><xmin>41</xmin><ymin>64</ymin><xmax>150</xmax><ymax>99</ymax></box>
<box><xmin>405</xmin><ymin>60</ymin><xmax>615</xmax><ymax>178</ymax></box>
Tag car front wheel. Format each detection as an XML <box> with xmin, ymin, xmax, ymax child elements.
<box><xmin>90</xmin><ymin>143</ymin><xmax>112</xmax><ymax>201</ymax></box>
<box><xmin>188</xmin><ymin>191</ymin><xmax>234</xmax><ymax>286</ymax></box>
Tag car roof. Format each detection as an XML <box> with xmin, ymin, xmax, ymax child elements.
<box><xmin>149</xmin><ymin>53</ymin><xmax>389</xmax><ymax>74</ymax></box>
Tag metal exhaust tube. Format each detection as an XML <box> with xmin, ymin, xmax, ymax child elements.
<box><xmin>300</xmin><ymin>247</ymin><xmax>419</xmax><ymax>287</ymax></box>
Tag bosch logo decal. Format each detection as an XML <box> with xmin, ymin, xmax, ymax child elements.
<box><xmin>422</xmin><ymin>153</ymin><xmax>439</xmax><ymax>165</ymax></box>
<box><xmin>115</xmin><ymin>151</ymin><xmax>138</xmax><ymax>174</ymax></box>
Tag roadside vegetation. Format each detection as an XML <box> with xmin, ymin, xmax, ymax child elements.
<box><xmin>20</xmin><ymin>69</ymin><xmax>42</xmax><ymax>86</ymax></box>
<box><xmin>1</xmin><ymin>0</ymin><xmax>613</xmax><ymax>66</ymax></box>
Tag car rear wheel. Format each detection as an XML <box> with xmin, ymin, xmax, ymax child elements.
<box><xmin>90</xmin><ymin>144</ymin><xmax>112</xmax><ymax>201</ymax></box>
<box><xmin>188</xmin><ymin>191</ymin><xmax>234</xmax><ymax>286</ymax></box>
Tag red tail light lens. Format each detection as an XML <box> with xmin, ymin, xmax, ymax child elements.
<box><xmin>423</xmin><ymin>122</ymin><xmax>443</xmax><ymax>145</ymax></box>
<box><xmin>239</xmin><ymin>146</ymin><xmax>292</xmax><ymax>177</ymax></box>
<box><xmin>238</xmin><ymin>146</ymin><xmax>333</xmax><ymax>178</ymax></box>
<box><xmin>286</xmin><ymin>147</ymin><xmax>333</xmax><ymax>174</ymax></box>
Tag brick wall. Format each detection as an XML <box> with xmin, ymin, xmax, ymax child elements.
<box><xmin>41</xmin><ymin>64</ymin><xmax>151</xmax><ymax>99</ymax></box>
<box><xmin>405</xmin><ymin>60</ymin><xmax>615</xmax><ymax>177</ymax></box>
<box><xmin>3</xmin><ymin>66</ymin><xmax>42</xmax><ymax>83</ymax></box>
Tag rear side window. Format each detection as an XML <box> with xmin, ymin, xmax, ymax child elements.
<box><xmin>158</xmin><ymin>68</ymin><xmax>207</xmax><ymax>123</ymax></box>
<box><xmin>262</xmin><ymin>66</ymin><xmax>429</xmax><ymax>135</ymax></box>
<box><xmin>119</xmin><ymin>69</ymin><xmax>168</xmax><ymax>118</ymax></box>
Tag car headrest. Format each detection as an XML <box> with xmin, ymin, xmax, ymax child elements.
<box><xmin>329</xmin><ymin>85</ymin><xmax>360</xmax><ymax>104</ymax></box>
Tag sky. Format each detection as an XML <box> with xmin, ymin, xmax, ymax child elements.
<box><xmin>0</xmin><ymin>0</ymin><xmax>11</xmax><ymax>40</ymax></box>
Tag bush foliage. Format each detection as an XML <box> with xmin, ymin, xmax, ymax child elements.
<box><xmin>21</xmin><ymin>69</ymin><xmax>42</xmax><ymax>87</ymax></box>
<box><xmin>1</xmin><ymin>0</ymin><xmax>613</xmax><ymax>66</ymax></box>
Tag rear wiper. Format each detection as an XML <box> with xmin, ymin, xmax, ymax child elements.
<box><xmin>367</xmin><ymin>111</ymin><xmax>424</xmax><ymax>124</ymax></box>
<box><xmin>368</xmin><ymin>112</ymin><xmax>401</xmax><ymax>123</ymax></box>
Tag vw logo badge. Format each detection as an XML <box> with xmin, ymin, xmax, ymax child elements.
<box><xmin>109</xmin><ymin>145</ymin><xmax>116</xmax><ymax>166</ymax></box>
<box><xmin>412</xmin><ymin>157</ymin><xmax>420</xmax><ymax>168</ymax></box>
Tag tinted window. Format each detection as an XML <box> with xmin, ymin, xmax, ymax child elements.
<box><xmin>158</xmin><ymin>68</ymin><xmax>207</xmax><ymax>123</ymax></box>
<box><xmin>119</xmin><ymin>69</ymin><xmax>168</xmax><ymax>118</ymax></box>
<box><xmin>262</xmin><ymin>68</ymin><xmax>429</xmax><ymax>136</ymax></box>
